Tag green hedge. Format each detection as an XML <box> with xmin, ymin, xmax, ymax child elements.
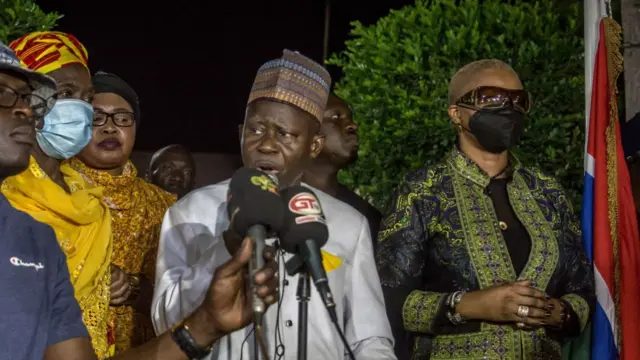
<box><xmin>0</xmin><ymin>0</ymin><xmax>61</xmax><ymax>44</ymax></box>
<box><xmin>329</xmin><ymin>0</ymin><xmax>584</xmax><ymax>211</ymax></box>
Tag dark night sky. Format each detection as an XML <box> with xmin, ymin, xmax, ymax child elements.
<box><xmin>34</xmin><ymin>0</ymin><xmax>414</xmax><ymax>154</ymax></box>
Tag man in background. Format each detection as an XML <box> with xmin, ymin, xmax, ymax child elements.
<box><xmin>147</xmin><ymin>144</ymin><xmax>196</xmax><ymax>198</ymax></box>
<box><xmin>304</xmin><ymin>93</ymin><xmax>382</xmax><ymax>246</ymax></box>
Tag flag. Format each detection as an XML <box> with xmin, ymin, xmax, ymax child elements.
<box><xmin>582</xmin><ymin>1</ymin><xmax>640</xmax><ymax>359</ymax></box>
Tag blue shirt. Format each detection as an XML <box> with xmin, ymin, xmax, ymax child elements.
<box><xmin>0</xmin><ymin>194</ymin><xmax>88</xmax><ymax>359</ymax></box>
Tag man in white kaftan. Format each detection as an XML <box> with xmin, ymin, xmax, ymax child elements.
<box><xmin>153</xmin><ymin>180</ymin><xmax>396</xmax><ymax>359</ymax></box>
<box><xmin>152</xmin><ymin>50</ymin><xmax>396</xmax><ymax>360</ymax></box>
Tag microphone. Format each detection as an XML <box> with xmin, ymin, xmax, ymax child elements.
<box><xmin>278</xmin><ymin>185</ymin><xmax>337</xmax><ymax>322</ymax></box>
<box><xmin>227</xmin><ymin>167</ymin><xmax>284</xmax><ymax>322</ymax></box>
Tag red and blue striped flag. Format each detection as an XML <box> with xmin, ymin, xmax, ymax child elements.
<box><xmin>582</xmin><ymin>2</ymin><xmax>640</xmax><ymax>359</ymax></box>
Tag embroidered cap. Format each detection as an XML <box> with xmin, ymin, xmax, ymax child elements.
<box><xmin>248</xmin><ymin>50</ymin><xmax>332</xmax><ymax>123</ymax></box>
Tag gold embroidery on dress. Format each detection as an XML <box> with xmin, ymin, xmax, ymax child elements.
<box><xmin>68</xmin><ymin>158</ymin><xmax>176</xmax><ymax>352</ymax></box>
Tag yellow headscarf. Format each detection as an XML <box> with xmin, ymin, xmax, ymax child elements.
<box><xmin>1</xmin><ymin>158</ymin><xmax>113</xmax><ymax>358</ymax></box>
<box><xmin>9</xmin><ymin>31</ymin><xmax>89</xmax><ymax>74</ymax></box>
<box><xmin>6</xmin><ymin>31</ymin><xmax>113</xmax><ymax>357</ymax></box>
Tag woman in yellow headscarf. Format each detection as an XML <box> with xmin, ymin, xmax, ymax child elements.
<box><xmin>70</xmin><ymin>71</ymin><xmax>176</xmax><ymax>353</ymax></box>
<box><xmin>3</xmin><ymin>31</ymin><xmax>114</xmax><ymax>359</ymax></box>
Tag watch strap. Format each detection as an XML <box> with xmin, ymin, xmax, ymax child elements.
<box><xmin>171</xmin><ymin>322</ymin><xmax>213</xmax><ymax>359</ymax></box>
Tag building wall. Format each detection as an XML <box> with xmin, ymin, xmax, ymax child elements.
<box><xmin>130</xmin><ymin>151</ymin><xmax>242</xmax><ymax>189</ymax></box>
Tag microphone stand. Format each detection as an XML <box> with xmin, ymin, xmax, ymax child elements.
<box><xmin>283</xmin><ymin>243</ymin><xmax>356</xmax><ymax>360</ymax></box>
<box><xmin>285</xmin><ymin>255</ymin><xmax>310</xmax><ymax>360</ymax></box>
<box><xmin>296</xmin><ymin>270</ymin><xmax>311</xmax><ymax>360</ymax></box>
<box><xmin>253</xmin><ymin>322</ymin><xmax>260</xmax><ymax>360</ymax></box>
<box><xmin>248</xmin><ymin>226</ymin><xmax>266</xmax><ymax>360</ymax></box>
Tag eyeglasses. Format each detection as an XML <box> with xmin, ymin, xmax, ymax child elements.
<box><xmin>0</xmin><ymin>84</ymin><xmax>56</xmax><ymax>117</ymax></box>
<box><xmin>93</xmin><ymin>109</ymin><xmax>135</xmax><ymax>127</ymax></box>
<box><xmin>456</xmin><ymin>86</ymin><xmax>532</xmax><ymax>114</ymax></box>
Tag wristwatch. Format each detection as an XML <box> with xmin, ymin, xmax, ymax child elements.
<box><xmin>171</xmin><ymin>320</ymin><xmax>213</xmax><ymax>359</ymax></box>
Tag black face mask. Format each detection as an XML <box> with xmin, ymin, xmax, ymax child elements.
<box><xmin>466</xmin><ymin>107</ymin><xmax>526</xmax><ymax>154</ymax></box>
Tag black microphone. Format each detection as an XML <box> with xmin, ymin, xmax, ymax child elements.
<box><xmin>278</xmin><ymin>186</ymin><xmax>337</xmax><ymax>322</ymax></box>
<box><xmin>227</xmin><ymin>167</ymin><xmax>284</xmax><ymax>322</ymax></box>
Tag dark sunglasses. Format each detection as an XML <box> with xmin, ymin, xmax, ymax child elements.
<box><xmin>456</xmin><ymin>86</ymin><xmax>532</xmax><ymax>114</ymax></box>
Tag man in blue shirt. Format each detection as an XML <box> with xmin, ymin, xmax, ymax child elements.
<box><xmin>0</xmin><ymin>41</ymin><xmax>278</xmax><ymax>360</ymax></box>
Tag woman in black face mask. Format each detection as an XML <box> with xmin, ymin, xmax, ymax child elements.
<box><xmin>376</xmin><ymin>59</ymin><xmax>594</xmax><ymax>360</ymax></box>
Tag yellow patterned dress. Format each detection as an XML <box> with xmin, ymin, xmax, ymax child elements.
<box><xmin>1</xmin><ymin>157</ymin><xmax>114</xmax><ymax>358</ymax></box>
<box><xmin>69</xmin><ymin>158</ymin><xmax>176</xmax><ymax>353</ymax></box>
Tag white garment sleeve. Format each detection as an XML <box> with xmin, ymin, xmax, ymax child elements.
<box><xmin>344</xmin><ymin>220</ymin><xmax>397</xmax><ymax>359</ymax></box>
<box><xmin>151</xmin><ymin>205</ymin><xmax>231</xmax><ymax>335</ymax></box>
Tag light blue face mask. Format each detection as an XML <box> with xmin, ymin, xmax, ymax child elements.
<box><xmin>36</xmin><ymin>99</ymin><xmax>94</xmax><ymax>160</ymax></box>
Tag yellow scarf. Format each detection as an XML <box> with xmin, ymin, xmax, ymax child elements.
<box><xmin>1</xmin><ymin>157</ymin><xmax>114</xmax><ymax>358</ymax></box>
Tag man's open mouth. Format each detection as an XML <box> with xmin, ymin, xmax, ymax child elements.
<box><xmin>255</xmin><ymin>161</ymin><xmax>281</xmax><ymax>175</ymax></box>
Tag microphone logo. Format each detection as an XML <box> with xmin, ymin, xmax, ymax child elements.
<box><xmin>289</xmin><ymin>192</ymin><xmax>321</xmax><ymax>215</ymax></box>
<box><xmin>288</xmin><ymin>192</ymin><xmax>325</xmax><ymax>225</ymax></box>
<box><xmin>250</xmin><ymin>174</ymin><xmax>278</xmax><ymax>194</ymax></box>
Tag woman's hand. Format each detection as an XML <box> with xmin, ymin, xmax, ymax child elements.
<box><xmin>110</xmin><ymin>264</ymin><xmax>131</xmax><ymax>305</ymax></box>
<box><xmin>456</xmin><ymin>280</ymin><xmax>552</xmax><ymax>327</ymax></box>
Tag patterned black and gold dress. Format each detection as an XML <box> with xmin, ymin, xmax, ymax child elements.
<box><xmin>376</xmin><ymin>148</ymin><xmax>594</xmax><ymax>360</ymax></box>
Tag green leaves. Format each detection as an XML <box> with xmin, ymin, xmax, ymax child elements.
<box><xmin>0</xmin><ymin>0</ymin><xmax>61</xmax><ymax>44</ymax></box>
<box><xmin>330</xmin><ymin>0</ymin><xmax>584</xmax><ymax>211</ymax></box>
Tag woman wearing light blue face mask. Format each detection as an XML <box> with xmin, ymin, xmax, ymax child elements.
<box><xmin>37</xmin><ymin>97</ymin><xmax>93</xmax><ymax>158</ymax></box>
<box><xmin>2</xmin><ymin>31</ymin><xmax>115</xmax><ymax>358</ymax></box>
<box><xmin>30</xmin><ymin>64</ymin><xmax>93</xmax><ymax>191</ymax></box>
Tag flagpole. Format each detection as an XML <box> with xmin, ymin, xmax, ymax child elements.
<box><xmin>584</xmin><ymin>1</ymin><xmax>595</xmax><ymax>135</ymax></box>
<box><xmin>584</xmin><ymin>0</ymin><xmax>605</xmax><ymax>144</ymax></box>
<box><xmin>323</xmin><ymin>0</ymin><xmax>331</xmax><ymax>63</ymax></box>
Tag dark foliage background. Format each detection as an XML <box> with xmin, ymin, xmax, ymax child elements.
<box><xmin>330</xmin><ymin>0</ymin><xmax>584</xmax><ymax>210</ymax></box>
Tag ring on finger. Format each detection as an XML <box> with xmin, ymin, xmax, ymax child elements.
<box><xmin>516</xmin><ymin>322</ymin><xmax>526</xmax><ymax>329</ymax></box>
<box><xmin>517</xmin><ymin>305</ymin><xmax>530</xmax><ymax>318</ymax></box>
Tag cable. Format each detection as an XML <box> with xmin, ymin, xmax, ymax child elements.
<box><xmin>239</xmin><ymin>326</ymin><xmax>255</xmax><ymax>360</ymax></box>
<box><xmin>273</xmin><ymin>247</ymin><xmax>286</xmax><ymax>360</ymax></box>
<box><xmin>240</xmin><ymin>243</ymin><xmax>287</xmax><ymax>360</ymax></box>
<box><xmin>331</xmin><ymin>320</ymin><xmax>356</xmax><ymax>360</ymax></box>
<box><xmin>239</xmin><ymin>324</ymin><xmax>271</xmax><ymax>360</ymax></box>
<box><xmin>318</xmin><ymin>258</ymin><xmax>354</xmax><ymax>360</ymax></box>
<box><xmin>315</xmin><ymin>280</ymin><xmax>353</xmax><ymax>359</ymax></box>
